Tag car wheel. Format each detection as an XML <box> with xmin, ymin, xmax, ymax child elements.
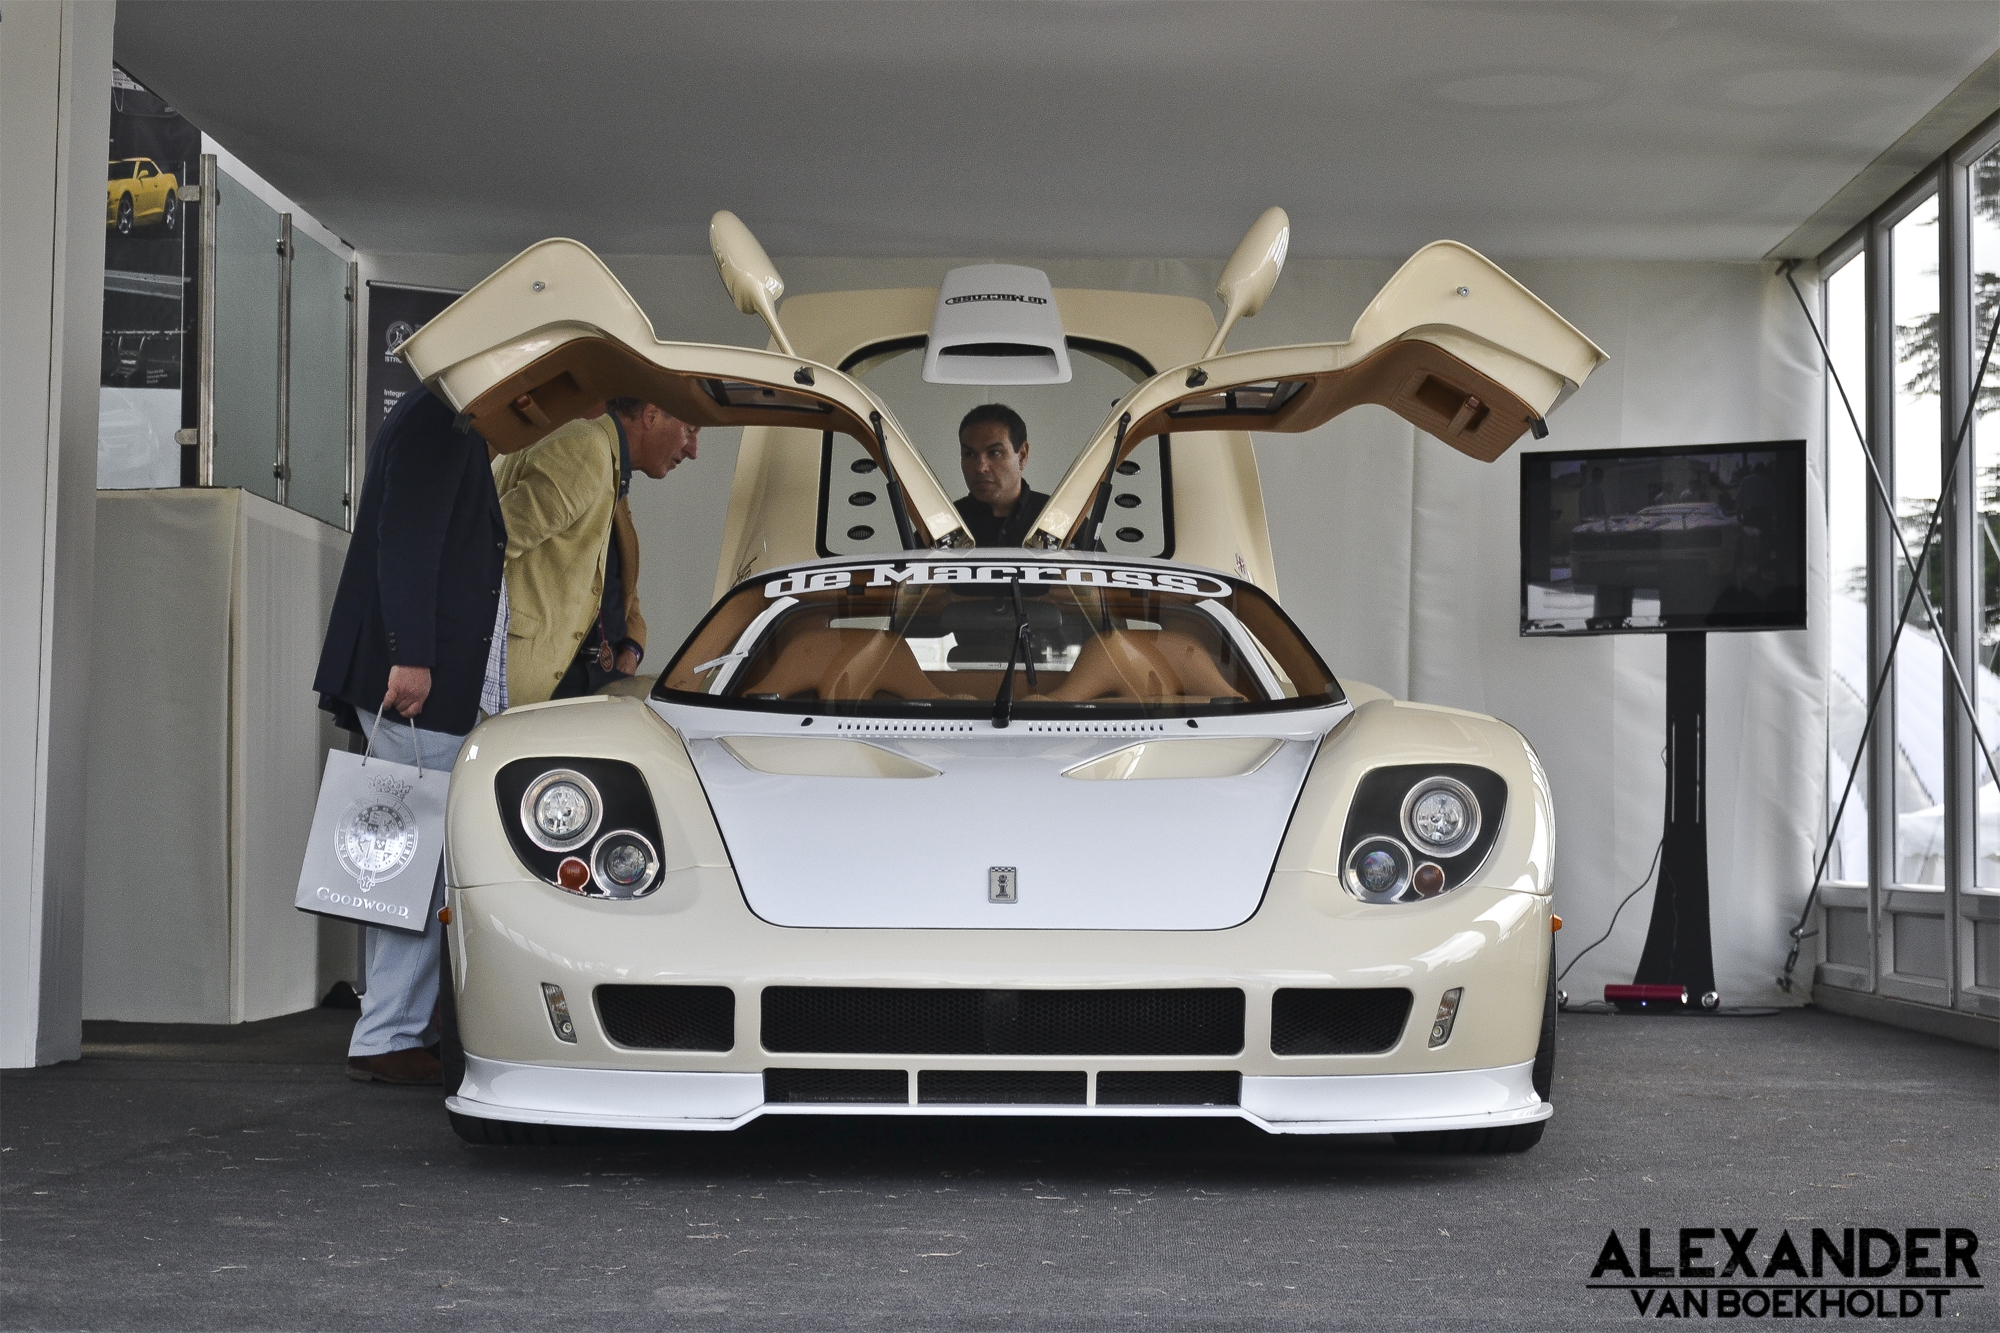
<box><xmin>438</xmin><ymin>932</ymin><xmax>465</xmax><ymax>1097</ymax></box>
<box><xmin>116</xmin><ymin>194</ymin><xmax>133</xmax><ymax>234</ymax></box>
<box><xmin>163</xmin><ymin>190</ymin><xmax>179</xmax><ymax>233</ymax></box>
<box><xmin>1393</xmin><ymin>955</ymin><xmax>1555</xmax><ymax>1155</ymax></box>
<box><xmin>448</xmin><ymin>1109</ymin><xmax>582</xmax><ymax>1146</ymax></box>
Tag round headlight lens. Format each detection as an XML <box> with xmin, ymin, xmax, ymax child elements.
<box><xmin>1344</xmin><ymin>836</ymin><xmax>1412</xmax><ymax>903</ymax></box>
<box><xmin>520</xmin><ymin>770</ymin><xmax>602</xmax><ymax>852</ymax></box>
<box><xmin>1400</xmin><ymin>776</ymin><xmax>1480</xmax><ymax>858</ymax></box>
<box><xmin>591</xmin><ymin>830</ymin><xmax>660</xmax><ymax>899</ymax></box>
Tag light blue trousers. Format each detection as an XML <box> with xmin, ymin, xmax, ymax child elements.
<box><xmin>348</xmin><ymin>712</ymin><xmax>465</xmax><ymax>1058</ymax></box>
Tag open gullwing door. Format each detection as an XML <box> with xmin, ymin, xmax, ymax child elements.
<box><xmin>1034</xmin><ymin>240</ymin><xmax>1608</xmax><ymax>550</ymax></box>
<box><xmin>395</xmin><ymin>237</ymin><xmax>973</xmax><ymax>548</ymax></box>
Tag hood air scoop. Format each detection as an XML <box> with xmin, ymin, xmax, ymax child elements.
<box><xmin>922</xmin><ymin>264</ymin><xmax>1072</xmax><ymax>386</ymax></box>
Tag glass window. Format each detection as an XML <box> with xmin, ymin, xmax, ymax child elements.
<box><xmin>822</xmin><ymin>339</ymin><xmax>1170</xmax><ymax>559</ymax></box>
<box><xmin>209</xmin><ymin>166</ymin><xmax>283</xmax><ymax>503</ymax></box>
<box><xmin>1890</xmin><ymin>195</ymin><xmax>1948</xmax><ymax>886</ymax></box>
<box><xmin>285</xmin><ymin>232</ymin><xmax>350</xmax><ymax>528</ymax></box>
<box><xmin>659</xmin><ymin>557</ymin><xmax>1339</xmax><ymax>719</ymax></box>
<box><xmin>1971</xmin><ymin>143</ymin><xmax>2000</xmax><ymax>886</ymax></box>
<box><xmin>1826</xmin><ymin>255</ymin><xmax>1871</xmax><ymax>882</ymax></box>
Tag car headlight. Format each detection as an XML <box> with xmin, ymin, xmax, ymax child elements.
<box><xmin>520</xmin><ymin>769</ymin><xmax>602</xmax><ymax>851</ymax></box>
<box><xmin>497</xmin><ymin>758</ymin><xmax>665</xmax><ymax>899</ymax></box>
<box><xmin>1337</xmin><ymin>765</ymin><xmax>1506</xmax><ymax>904</ymax></box>
<box><xmin>591</xmin><ymin>830</ymin><xmax>661</xmax><ymax>899</ymax></box>
<box><xmin>1401</xmin><ymin>776</ymin><xmax>1480</xmax><ymax>858</ymax></box>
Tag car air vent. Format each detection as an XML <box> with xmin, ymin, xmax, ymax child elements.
<box><xmin>918</xmin><ymin>1070</ymin><xmax>1087</xmax><ymax>1105</ymax></box>
<box><xmin>1270</xmin><ymin>988</ymin><xmax>1413</xmax><ymax>1055</ymax></box>
<box><xmin>1021</xmin><ymin>721</ymin><xmax>1170</xmax><ymax>734</ymax></box>
<box><xmin>830</xmin><ymin>721</ymin><xmax>977</xmax><ymax>734</ymax></box>
<box><xmin>761</xmin><ymin>987</ymin><xmax>1245</xmax><ymax>1056</ymax></box>
<box><xmin>1096</xmin><ymin>1071</ymin><xmax>1241</xmax><ymax>1106</ymax></box>
<box><xmin>595</xmin><ymin>985</ymin><xmax>735</xmax><ymax>1051</ymax></box>
<box><xmin>764</xmin><ymin>1068</ymin><xmax>908</xmax><ymax>1104</ymax></box>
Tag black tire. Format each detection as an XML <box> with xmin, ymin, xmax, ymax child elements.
<box><xmin>438</xmin><ymin>933</ymin><xmax>465</xmax><ymax>1098</ymax></box>
<box><xmin>162</xmin><ymin>189</ymin><xmax>180</xmax><ymax>233</ymax></box>
<box><xmin>448</xmin><ymin>1109</ymin><xmax>588</xmax><ymax>1146</ymax></box>
<box><xmin>1394</xmin><ymin>952</ymin><xmax>1555</xmax><ymax>1156</ymax></box>
<box><xmin>116</xmin><ymin>194</ymin><xmax>134</xmax><ymax>234</ymax></box>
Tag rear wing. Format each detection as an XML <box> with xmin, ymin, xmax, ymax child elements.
<box><xmin>396</xmin><ymin>238</ymin><xmax>973</xmax><ymax>548</ymax></box>
<box><xmin>1035</xmin><ymin>241</ymin><xmax>1607</xmax><ymax>549</ymax></box>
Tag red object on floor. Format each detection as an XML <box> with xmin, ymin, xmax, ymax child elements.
<box><xmin>1605</xmin><ymin>983</ymin><xmax>1689</xmax><ymax>1011</ymax></box>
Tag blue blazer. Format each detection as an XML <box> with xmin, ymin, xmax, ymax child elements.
<box><xmin>314</xmin><ymin>387</ymin><xmax>505</xmax><ymax>737</ymax></box>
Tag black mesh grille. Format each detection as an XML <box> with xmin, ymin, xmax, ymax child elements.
<box><xmin>917</xmin><ymin>1070</ymin><xmax>1087</xmax><ymax>1105</ymax></box>
<box><xmin>761</xmin><ymin>987</ymin><xmax>1244</xmax><ymax>1055</ymax></box>
<box><xmin>1096</xmin><ymin>1071</ymin><xmax>1241</xmax><ymax>1106</ymax></box>
<box><xmin>595</xmin><ymin>985</ymin><xmax>735</xmax><ymax>1051</ymax></box>
<box><xmin>1270</xmin><ymin>988</ymin><xmax>1412</xmax><ymax>1055</ymax></box>
<box><xmin>763</xmin><ymin>1068</ymin><xmax>907</xmax><ymax>1104</ymax></box>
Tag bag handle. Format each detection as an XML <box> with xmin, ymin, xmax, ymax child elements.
<box><xmin>361</xmin><ymin>701</ymin><xmax>427</xmax><ymax>777</ymax></box>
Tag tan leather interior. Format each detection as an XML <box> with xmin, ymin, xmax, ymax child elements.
<box><xmin>738</xmin><ymin>626</ymin><xmax>951</xmax><ymax>701</ymax></box>
<box><xmin>1041</xmin><ymin>630</ymin><xmax>1245</xmax><ymax>704</ymax></box>
<box><xmin>1058</xmin><ymin>340</ymin><xmax>1537</xmax><ymax>546</ymax></box>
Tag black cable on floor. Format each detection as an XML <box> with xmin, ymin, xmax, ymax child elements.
<box><xmin>1556</xmin><ymin>835</ymin><xmax>1664</xmax><ymax>986</ymax></box>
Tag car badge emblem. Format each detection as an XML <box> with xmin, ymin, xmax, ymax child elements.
<box><xmin>988</xmin><ymin>866</ymin><xmax>1018</xmax><ymax>904</ymax></box>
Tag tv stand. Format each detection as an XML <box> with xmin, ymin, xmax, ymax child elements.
<box><xmin>1633</xmin><ymin>630</ymin><xmax>1718</xmax><ymax>1000</ymax></box>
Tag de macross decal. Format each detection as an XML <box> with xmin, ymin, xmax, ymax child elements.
<box><xmin>763</xmin><ymin>563</ymin><xmax>1233</xmax><ymax>599</ymax></box>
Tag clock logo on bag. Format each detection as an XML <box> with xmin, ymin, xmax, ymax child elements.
<box><xmin>988</xmin><ymin>867</ymin><xmax>1018</xmax><ymax>904</ymax></box>
<box><xmin>333</xmin><ymin>775</ymin><xmax>420</xmax><ymax>891</ymax></box>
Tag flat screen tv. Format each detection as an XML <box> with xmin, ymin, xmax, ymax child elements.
<box><xmin>1520</xmin><ymin>440</ymin><xmax>1807</xmax><ymax>636</ymax></box>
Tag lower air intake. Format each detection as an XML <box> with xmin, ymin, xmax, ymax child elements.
<box><xmin>761</xmin><ymin>987</ymin><xmax>1245</xmax><ymax>1056</ymax></box>
<box><xmin>764</xmin><ymin>1068</ymin><xmax>908</xmax><ymax>1104</ymax></box>
<box><xmin>1270</xmin><ymin>988</ymin><xmax>1412</xmax><ymax>1055</ymax></box>
<box><xmin>918</xmin><ymin>1070</ymin><xmax>1087</xmax><ymax>1105</ymax></box>
<box><xmin>1096</xmin><ymin>1070</ymin><xmax>1241</xmax><ymax>1106</ymax></box>
<box><xmin>595</xmin><ymin>985</ymin><xmax>735</xmax><ymax>1051</ymax></box>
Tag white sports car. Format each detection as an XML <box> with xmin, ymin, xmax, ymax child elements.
<box><xmin>401</xmin><ymin>209</ymin><xmax>1607</xmax><ymax>1149</ymax></box>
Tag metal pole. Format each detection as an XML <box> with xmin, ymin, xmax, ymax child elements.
<box><xmin>345</xmin><ymin>260</ymin><xmax>359</xmax><ymax>530</ymax></box>
<box><xmin>276</xmin><ymin>213</ymin><xmax>292</xmax><ymax>506</ymax></box>
<box><xmin>197</xmin><ymin>153</ymin><xmax>217</xmax><ymax>486</ymax></box>
<box><xmin>1940</xmin><ymin>153</ymin><xmax>1974</xmax><ymax>1010</ymax></box>
<box><xmin>1863</xmin><ymin>215</ymin><xmax>1894</xmax><ymax>996</ymax></box>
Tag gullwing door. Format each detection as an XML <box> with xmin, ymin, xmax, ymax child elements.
<box><xmin>396</xmin><ymin>236</ymin><xmax>973</xmax><ymax>549</ymax></box>
<box><xmin>1035</xmin><ymin>238</ymin><xmax>1609</xmax><ymax>551</ymax></box>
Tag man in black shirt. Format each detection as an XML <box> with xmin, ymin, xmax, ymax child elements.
<box><xmin>952</xmin><ymin>403</ymin><xmax>1048</xmax><ymax>547</ymax></box>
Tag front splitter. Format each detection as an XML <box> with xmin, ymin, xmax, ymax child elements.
<box><xmin>447</xmin><ymin>1054</ymin><xmax>1550</xmax><ymax>1136</ymax></box>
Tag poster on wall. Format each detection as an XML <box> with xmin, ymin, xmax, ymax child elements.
<box><xmin>99</xmin><ymin>65</ymin><xmax>202</xmax><ymax>489</ymax></box>
<box><xmin>364</xmin><ymin>282</ymin><xmax>462</xmax><ymax>451</ymax></box>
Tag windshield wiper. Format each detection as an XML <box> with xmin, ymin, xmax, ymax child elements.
<box><xmin>992</xmin><ymin>575</ymin><xmax>1039</xmax><ymax>729</ymax></box>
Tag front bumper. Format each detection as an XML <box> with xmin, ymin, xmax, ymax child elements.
<box><xmin>447</xmin><ymin>1055</ymin><xmax>1549</xmax><ymax>1136</ymax></box>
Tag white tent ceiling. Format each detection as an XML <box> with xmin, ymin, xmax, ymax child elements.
<box><xmin>114</xmin><ymin>1</ymin><xmax>1998</xmax><ymax>261</ymax></box>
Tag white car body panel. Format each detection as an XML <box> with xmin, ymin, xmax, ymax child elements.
<box><xmin>666</xmin><ymin>699</ymin><xmax>1341</xmax><ymax>930</ymax></box>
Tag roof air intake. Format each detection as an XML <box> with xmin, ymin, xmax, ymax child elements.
<box><xmin>922</xmin><ymin>264</ymin><xmax>1072</xmax><ymax>385</ymax></box>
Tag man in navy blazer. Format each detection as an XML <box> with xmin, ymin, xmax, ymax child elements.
<box><xmin>314</xmin><ymin>385</ymin><xmax>506</xmax><ymax>1085</ymax></box>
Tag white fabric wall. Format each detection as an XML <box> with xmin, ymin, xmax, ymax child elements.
<box><xmin>2</xmin><ymin>0</ymin><xmax>114</xmax><ymax>1067</ymax></box>
<box><xmin>364</xmin><ymin>248</ymin><xmax>1825</xmax><ymax>1005</ymax></box>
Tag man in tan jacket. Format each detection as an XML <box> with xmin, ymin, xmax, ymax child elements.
<box><xmin>493</xmin><ymin>398</ymin><xmax>698</xmax><ymax>705</ymax></box>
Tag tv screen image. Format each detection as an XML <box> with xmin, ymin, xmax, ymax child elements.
<box><xmin>1520</xmin><ymin>440</ymin><xmax>1807</xmax><ymax>636</ymax></box>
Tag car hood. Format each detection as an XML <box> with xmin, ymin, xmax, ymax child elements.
<box><xmin>656</xmin><ymin>701</ymin><xmax>1342</xmax><ymax>930</ymax></box>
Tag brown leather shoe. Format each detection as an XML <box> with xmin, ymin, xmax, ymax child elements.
<box><xmin>346</xmin><ymin>1047</ymin><xmax>443</xmax><ymax>1085</ymax></box>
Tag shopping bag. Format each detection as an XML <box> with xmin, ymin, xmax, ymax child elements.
<box><xmin>294</xmin><ymin>711</ymin><xmax>447</xmax><ymax>936</ymax></box>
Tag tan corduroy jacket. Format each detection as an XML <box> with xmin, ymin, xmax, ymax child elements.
<box><xmin>492</xmin><ymin>414</ymin><xmax>647</xmax><ymax>705</ymax></box>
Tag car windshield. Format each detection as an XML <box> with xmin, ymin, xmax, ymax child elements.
<box><xmin>108</xmin><ymin>161</ymin><xmax>137</xmax><ymax>179</ymax></box>
<box><xmin>658</xmin><ymin>557</ymin><xmax>1342</xmax><ymax>718</ymax></box>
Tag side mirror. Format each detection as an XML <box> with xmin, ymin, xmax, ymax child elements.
<box><xmin>1204</xmin><ymin>206</ymin><xmax>1291</xmax><ymax>359</ymax></box>
<box><xmin>709</xmin><ymin>210</ymin><xmax>796</xmax><ymax>356</ymax></box>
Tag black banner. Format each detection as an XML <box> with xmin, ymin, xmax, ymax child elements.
<box><xmin>364</xmin><ymin>282</ymin><xmax>462</xmax><ymax>450</ymax></box>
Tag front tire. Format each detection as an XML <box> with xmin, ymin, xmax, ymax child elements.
<box><xmin>1394</xmin><ymin>950</ymin><xmax>1555</xmax><ymax>1155</ymax></box>
<box><xmin>116</xmin><ymin>194</ymin><xmax>134</xmax><ymax>234</ymax></box>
